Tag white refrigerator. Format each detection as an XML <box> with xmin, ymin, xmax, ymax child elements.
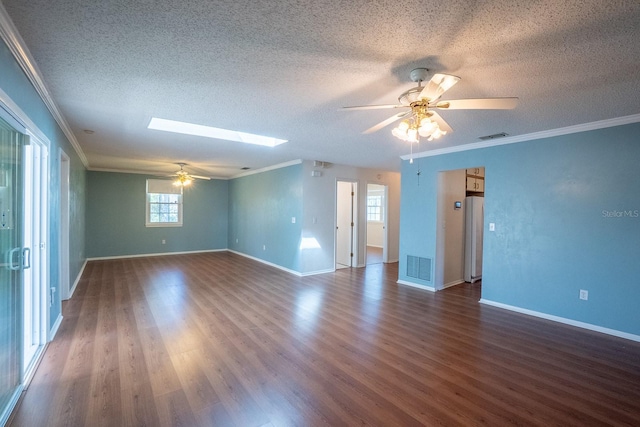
<box><xmin>464</xmin><ymin>196</ymin><xmax>484</xmax><ymax>283</ymax></box>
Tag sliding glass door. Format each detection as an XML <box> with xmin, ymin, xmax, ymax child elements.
<box><xmin>0</xmin><ymin>116</ymin><xmax>24</xmax><ymax>422</ymax></box>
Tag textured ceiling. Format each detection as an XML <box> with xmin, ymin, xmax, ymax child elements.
<box><xmin>2</xmin><ymin>0</ymin><xmax>640</xmax><ymax>178</ymax></box>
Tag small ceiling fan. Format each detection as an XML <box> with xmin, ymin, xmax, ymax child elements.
<box><xmin>341</xmin><ymin>68</ymin><xmax>518</xmax><ymax>142</ymax></box>
<box><xmin>166</xmin><ymin>163</ymin><xmax>211</xmax><ymax>186</ymax></box>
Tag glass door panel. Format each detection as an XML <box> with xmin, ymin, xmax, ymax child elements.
<box><xmin>0</xmin><ymin>116</ymin><xmax>24</xmax><ymax>421</ymax></box>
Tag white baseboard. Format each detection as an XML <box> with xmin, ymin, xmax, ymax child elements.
<box><xmin>367</xmin><ymin>244</ymin><xmax>383</xmax><ymax>248</ymax></box>
<box><xmin>228</xmin><ymin>250</ymin><xmax>302</xmax><ymax>276</ymax></box>
<box><xmin>386</xmin><ymin>258</ymin><xmax>399</xmax><ymax>263</ymax></box>
<box><xmin>68</xmin><ymin>258</ymin><xmax>87</xmax><ymax>298</ymax></box>
<box><xmin>87</xmin><ymin>248</ymin><xmax>226</xmax><ymax>261</ymax></box>
<box><xmin>443</xmin><ymin>279</ymin><xmax>465</xmax><ymax>289</ymax></box>
<box><xmin>49</xmin><ymin>313</ymin><xmax>63</xmax><ymax>341</ymax></box>
<box><xmin>479</xmin><ymin>299</ymin><xmax>640</xmax><ymax>343</ymax></box>
<box><xmin>300</xmin><ymin>268</ymin><xmax>335</xmax><ymax>277</ymax></box>
<box><xmin>397</xmin><ymin>279</ymin><xmax>435</xmax><ymax>292</ymax></box>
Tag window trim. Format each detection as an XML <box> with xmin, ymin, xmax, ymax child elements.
<box><xmin>145</xmin><ymin>179</ymin><xmax>184</xmax><ymax>227</ymax></box>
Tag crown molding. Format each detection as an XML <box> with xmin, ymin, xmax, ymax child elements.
<box><xmin>229</xmin><ymin>159</ymin><xmax>303</xmax><ymax>179</ymax></box>
<box><xmin>0</xmin><ymin>3</ymin><xmax>88</xmax><ymax>167</ymax></box>
<box><xmin>401</xmin><ymin>113</ymin><xmax>640</xmax><ymax>161</ymax></box>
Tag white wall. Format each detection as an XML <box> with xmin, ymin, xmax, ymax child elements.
<box><xmin>300</xmin><ymin>161</ymin><xmax>401</xmax><ymax>274</ymax></box>
<box><xmin>366</xmin><ymin>222</ymin><xmax>384</xmax><ymax>247</ymax></box>
<box><xmin>366</xmin><ymin>184</ymin><xmax>385</xmax><ymax>247</ymax></box>
<box><xmin>437</xmin><ymin>169</ymin><xmax>466</xmax><ymax>288</ymax></box>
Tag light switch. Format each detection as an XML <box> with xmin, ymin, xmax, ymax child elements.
<box><xmin>291</xmin><ymin>217</ymin><xmax>296</xmax><ymax>223</ymax></box>
<box><xmin>489</xmin><ymin>223</ymin><xmax>495</xmax><ymax>232</ymax></box>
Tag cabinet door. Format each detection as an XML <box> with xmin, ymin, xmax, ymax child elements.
<box><xmin>466</xmin><ymin>177</ymin><xmax>485</xmax><ymax>192</ymax></box>
<box><xmin>467</xmin><ymin>167</ymin><xmax>485</xmax><ymax>177</ymax></box>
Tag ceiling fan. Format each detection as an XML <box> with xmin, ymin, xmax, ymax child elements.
<box><xmin>166</xmin><ymin>163</ymin><xmax>211</xmax><ymax>186</ymax></box>
<box><xmin>342</xmin><ymin>68</ymin><xmax>518</xmax><ymax>143</ymax></box>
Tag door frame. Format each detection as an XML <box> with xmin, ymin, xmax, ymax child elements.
<box><xmin>59</xmin><ymin>149</ymin><xmax>70</xmax><ymax>300</ymax></box>
<box><xmin>365</xmin><ymin>182</ymin><xmax>389</xmax><ymax>264</ymax></box>
<box><xmin>22</xmin><ymin>130</ymin><xmax>49</xmax><ymax>382</ymax></box>
<box><xmin>335</xmin><ymin>179</ymin><xmax>358</xmax><ymax>269</ymax></box>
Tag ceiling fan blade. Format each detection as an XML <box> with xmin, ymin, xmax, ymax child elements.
<box><xmin>363</xmin><ymin>111</ymin><xmax>412</xmax><ymax>134</ymax></box>
<box><xmin>419</xmin><ymin>73</ymin><xmax>460</xmax><ymax>102</ymax></box>
<box><xmin>341</xmin><ymin>104</ymin><xmax>403</xmax><ymax>111</ymax></box>
<box><xmin>190</xmin><ymin>175</ymin><xmax>211</xmax><ymax>180</ymax></box>
<box><xmin>435</xmin><ymin>97</ymin><xmax>519</xmax><ymax>110</ymax></box>
<box><xmin>430</xmin><ymin>111</ymin><xmax>454</xmax><ymax>134</ymax></box>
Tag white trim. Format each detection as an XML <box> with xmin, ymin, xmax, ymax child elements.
<box><xmin>387</xmin><ymin>258</ymin><xmax>399</xmax><ymax>263</ymax></box>
<box><xmin>479</xmin><ymin>299</ymin><xmax>640</xmax><ymax>343</ymax></box>
<box><xmin>402</xmin><ymin>113</ymin><xmax>640</xmax><ymax>160</ymax></box>
<box><xmin>230</xmin><ymin>159</ymin><xmax>303</xmax><ymax>179</ymax></box>
<box><xmin>0</xmin><ymin>4</ymin><xmax>88</xmax><ymax>167</ymax></box>
<box><xmin>442</xmin><ymin>279</ymin><xmax>465</xmax><ymax>289</ymax></box>
<box><xmin>22</xmin><ymin>343</ymin><xmax>47</xmax><ymax>388</ymax></box>
<box><xmin>397</xmin><ymin>279</ymin><xmax>435</xmax><ymax>292</ymax></box>
<box><xmin>68</xmin><ymin>259</ymin><xmax>88</xmax><ymax>299</ymax></box>
<box><xmin>0</xmin><ymin>385</ymin><xmax>23</xmax><ymax>427</ymax></box>
<box><xmin>300</xmin><ymin>268</ymin><xmax>335</xmax><ymax>277</ymax></box>
<box><xmin>0</xmin><ymin>88</ymin><xmax>49</xmax><ymax>145</ymax></box>
<box><xmin>228</xmin><ymin>250</ymin><xmax>302</xmax><ymax>276</ymax></box>
<box><xmin>87</xmin><ymin>248</ymin><xmax>226</xmax><ymax>261</ymax></box>
<box><xmin>48</xmin><ymin>313</ymin><xmax>63</xmax><ymax>341</ymax></box>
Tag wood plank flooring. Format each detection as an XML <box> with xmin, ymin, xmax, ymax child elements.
<box><xmin>9</xmin><ymin>252</ymin><xmax>640</xmax><ymax>426</ymax></box>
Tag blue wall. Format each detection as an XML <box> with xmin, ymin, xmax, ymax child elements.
<box><xmin>86</xmin><ymin>171</ymin><xmax>228</xmax><ymax>257</ymax></box>
<box><xmin>228</xmin><ymin>164</ymin><xmax>303</xmax><ymax>272</ymax></box>
<box><xmin>399</xmin><ymin>122</ymin><xmax>640</xmax><ymax>336</ymax></box>
<box><xmin>0</xmin><ymin>39</ymin><xmax>86</xmax><ymax>331</ymax></box>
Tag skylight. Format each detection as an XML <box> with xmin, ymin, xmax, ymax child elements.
<box><xmin>148</xmin><ymin>117</ymin><xmax>288</xmax><ymax>147</ymax></box>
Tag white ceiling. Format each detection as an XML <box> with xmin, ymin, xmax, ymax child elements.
<box><xmin>3</xmin><ymin>1</ymin><xmax>640</xmax><ymax>178</ymax></box>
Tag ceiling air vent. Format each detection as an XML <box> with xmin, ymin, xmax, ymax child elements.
<box><xmin>479</xmin><ymin>132</ymin><xmax>508</xmax><ymax>141</ymax></box>
<box><xmin>241</xmin><ymin>167</ymin><xmax>250</xmax><ymax>170</ymax></box>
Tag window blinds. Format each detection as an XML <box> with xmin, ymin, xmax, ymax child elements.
<box><xmin>146</xmin><ymin>179</ymin><xmax>183</xmax><ymax>194</ymax></box>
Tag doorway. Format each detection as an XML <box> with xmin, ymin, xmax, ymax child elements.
<box><xmin>0</xmin><ymin>107</ymin><xmax>49</xmax><ymax>425</ymax></box>
<box><xmin>335</xmin><ymin>180</ymin><xmax>357</xmax><ymax>269</ymax></box>
<box><xmin>435</xmin><ymin>167</ymin><xmax>485</xmax><ymax>290</ymax></box>
<box><xmin>366</xmin><ymin>183</ymin><xmax>388</xmax><ymax>265</ymax></box>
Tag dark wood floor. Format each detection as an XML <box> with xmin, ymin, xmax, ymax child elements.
<box><xmin>9</xmin><ymin>252</ymin><xmax>640</xmax><ymax>426</ymax></box>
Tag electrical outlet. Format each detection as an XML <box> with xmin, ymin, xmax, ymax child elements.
<box><xmin>235</xmin><ymin>238</ymin><xmax>239</xmax><ymax>243</ymax></box>
<box><xmin>291</xmin><ymin>217</ymin><xmax>296</xmax><ymax>223</ymax></box>
<box><xmin>489</xmin><ymin>223</ymin><xmax>496</xmax><ymax>232</ymax></box>
<box><xmin>263</xmin><ymin>245</ymin><xmax>266</xmax><ymax>251</ymax></box>
<box><xmin>579</xmin><ymin>289</ymin><xmax>588</xmax><ymax>300</ymax></box>
<box><xmin>162</xmin><ymin>239</ymin><xmax>166</xmax><ymax>244</ymax></box>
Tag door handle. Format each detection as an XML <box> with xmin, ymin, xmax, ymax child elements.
<box><xmin>7</xmin><ymin>247</ymin><xmax>21</xmax><ymax>270</ymax></box>
<box><xmin>22</xmin><ymin>247</ymin><xmax>31</xmax><ymax>269</ymax></box>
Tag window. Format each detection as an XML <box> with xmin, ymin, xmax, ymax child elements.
<box><xmin>146</xmin><ymin>179</ymin><xmax>183</xmax><ymax>227</ymax></box>
<box><xmin>367</xmin><ymin>195</ymin><xmax>383</xmax><ymax>221</ymax></box>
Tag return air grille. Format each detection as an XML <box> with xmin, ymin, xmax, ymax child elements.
<box><xmin>478</xmin><ymin>132</ymin><xmax>508</xmax><ymax>141</ymax></box>
<box><xmin>407</xmin><ymin>256</ymin><xmax>432</xmax><ymax>282</ymax></box>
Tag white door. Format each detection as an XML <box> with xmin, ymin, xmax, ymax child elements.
<box><xmin>336</xmin><ymin>181</ymin><xmax>357</xmax><ymax>268</ymax></box>
<box><xmin>22</xmin><ymin>135</ymin><xmax>48</xmax><ymax>378</ymax></box>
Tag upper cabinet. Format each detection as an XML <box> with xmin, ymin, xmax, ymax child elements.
<box><xmin>466</xmin><ymin>167</ymin><xmax>485</xmax><ymax>195</ymax></box>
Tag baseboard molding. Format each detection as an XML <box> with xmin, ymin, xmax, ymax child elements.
<box><xmin>479</xmin><ymin>299</ymin><xmax>640</xmax><ymax>343</ymax></box>
<box><xmin>397</xmin><ymin>279</ymin><xmax>435</xmax><ymax>292</ymax></box>
<box><xmin>49</xmin><ymin>313</ymin><xmax>63</xmax><ymax>341</ymax></box>
<box><xmin>386</xmin><ymin>258</ymin><xmax>399</xmax><ymax>264</ymax></box>
<box><xmin>367</xmin><ymin>244</ymin><xmax>383</xmax><ymax>249</ymax></box>
<box><xmin>300</xmin><ymin>268</ymin><xmax>335</xmax><ymax>277</ymax></box>
<box><xmin>443</xmin><ymin>279</ymin><xmax>465</xmax><ymax>289</ymax></box>
<box><xmin>87</xmin><ymin>248</ymin><xmax>226</xmax><ymax>261</ymax></box>
<box><xmin>68</xmin><ymin>259</ymin><xmax>87</xmax><ymax>299</ymax></box>
<box><xmin>228</xmin><ymin>250</ymin><xmax>302</xmax><ymax>277</ymax></box>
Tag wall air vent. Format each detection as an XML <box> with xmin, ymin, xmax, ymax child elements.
<box><xmin>407</xmin><ymin>255</ymin><xmax>432</xmax><ymax>282</ymax></box>
<box><xmin>478</xmin><ymin>132</ymin><xmax>509</xmax><ymax>141</ymax></box>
